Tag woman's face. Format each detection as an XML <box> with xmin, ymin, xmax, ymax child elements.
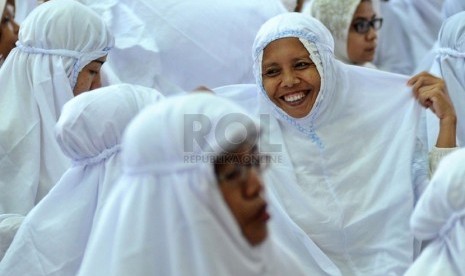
<box><xmin>215</xmin><ymin>144</ymin><xmax>269</xmax><ymax>246</ymax></box>
<box><xmin>262</xmin><ymin>37</ymin><xmax>321</xmax><ymax>118</ymax></box>
<box><xmin>347</xmin><ymin>1</ymin><xmax>378</xmax><ymax>64</ymax></box>
<box><xmin>0</xmin><ymin>4</ymin><xmax>19</xmax><ymax>62</ymax></box>
<box><xmin>73</xmin><ymin>55</ymin><xmax>107</xmax><ymax>96</ymax></box>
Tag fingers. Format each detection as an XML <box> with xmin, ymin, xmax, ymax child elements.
<box><xmin>416</xmin><ymin>85</ymin><xmax>455</xmax><ymax>119</ymax></box>
<box><xmin>408</xmin><ymin>71</ymin><xmax>442</xmax><ymax>87</ymax></box>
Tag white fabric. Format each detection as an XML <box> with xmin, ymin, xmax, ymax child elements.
<box><xmin>101</xmin><ymin>0</ymin><xmax>286</xmax><ymax>91</ymax></box>
<box><xmin>405</xmin><ymin>148</ymin><xmax>465</xmax><ymax>276</ymax></box>
<box><xmin>0</xmin><ymin>214</ymin><xmax>23</xmax><ymax>261</ymax></box>
<box><xmin>252</xmin><ymin>13</ymin><xmax>423</xmax><ymax>275</ymax></box>
<box><xmin>0</xmin><ymin>0</ymin><xmax>5</xmax><ymax>14</ymax></box>
<box><xmin>425</xmin><ymin>11</ymin><xmax>465</xmax><ymax>150</ymax></box>
<box><xmin>280</xmin><ymin>0</ymin><xmax>297</xmax><ymax>11</ymax></box>
<box><xmin>13</xmin><ymin>0</ymin><xmax>37</xmax><ymax>24</ymax></box>
<box><xmin>78</xmin><ymin>93</ymin><xmax>308</xmax><ymax>276</ymax></box>
<box><xmin>0</xmin><ymin>0</ymin><xmax>114</xmax><ymax>216</ymax></box>
<box><xmin>309</xmin><ymin>0</ymin><xmax>360</xmax><ymax>64</ymax></box>
<box><xmin>442</xmin><ymin>0</ymin><xmax>465</xmax><ymax>18</ymax></box>
<box><xmin>0</xmin><ymin>84</ymin><xmax>163</xmax><ymax>276</ymax></box>
<box><xmin>375</xmin><ymin>0</ymin><xmax>444</xmax><ymax>74</ymax></box>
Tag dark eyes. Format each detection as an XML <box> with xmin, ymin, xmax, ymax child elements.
<box><xmin>262</xmin><ymin>61</ymin><xmax>313</xmax><ymax>77</ymax></box>
<box><xmin>2</xmin><ymin>16</ymin><xmax>10</xmax><ymax>25</ymax></box>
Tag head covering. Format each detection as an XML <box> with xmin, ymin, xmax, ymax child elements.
<box><xmin>0</xmin><ymin>84</ymin><xmax>163</xmax><ymax>275</ymax></box>
<box><xmin>405</xmin><ymin>148</ymin><xmax>465</xmax><ymax>276</ymax></box>
<box><xmin>77</xmin><ymin>93</ymin><xmax>307</xmax><ymax>276</ymax></box>
<box><xmin>310</xmin><ymin>0</ymin><xmax>361</xmax><ymax>64</ymax></box>
<box><xmin>102</xmin><ymin>0</ymin><xmax>286</xmax><ymax>91</ymax></box>
<box><xmin>252</xmin><ymin>12</ymin><xmax>423</xmax><ymax>275</ymax></box>
<box><xmin>425</xmin><ymin>11</ymin><xmax>465</xmax><ymax>150</ymax></box>
<box><xmin>0</xmin><ymin>0</ymin><xmax>114</xmax><ymax>216</ymax></box>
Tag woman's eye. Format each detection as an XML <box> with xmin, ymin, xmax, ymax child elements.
<box><xmin>263</xmin><ymin>68</ymin><xmax>280</xmax><ymax>77</ymax></box>
<box><xmin>295</xmin><ymin>62</ymin><xmax>310</xmax><ymax>69</ymax></box>
<box><xmin>2</xmin><ymin>16</ymin><xmax>10</xmax><ymax>24</ymax></box>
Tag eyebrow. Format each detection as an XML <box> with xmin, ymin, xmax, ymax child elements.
<box><xmin>91</xmin><ymin>60</ymin><xmax>105</xmax><ymax>65</ymax></box>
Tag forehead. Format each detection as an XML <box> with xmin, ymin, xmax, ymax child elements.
<box><xmin>262</xmin><ymin>37</ymin><xmax>310</xmax><ymax>62</ymax></box>
<box><xmin>353</xmin><ymin>1</ymin><xmax>375</xmax><ymax>18</ymax></box>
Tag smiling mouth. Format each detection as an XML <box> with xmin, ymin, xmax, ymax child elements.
<box><xmin>280</xmin><ymin>90</ymin><xmax>309</xmax><ymax>107</ymax></box>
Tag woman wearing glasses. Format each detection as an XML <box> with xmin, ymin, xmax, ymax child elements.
<box><xmin>310</xmin><ymin>0</ymin><xmax>383</xmax><ymax>67</ymax></box>
<box><xmin>77</xmin><ymin>93</ymin><xmax>309</xmax><ymax>276</ymax></box>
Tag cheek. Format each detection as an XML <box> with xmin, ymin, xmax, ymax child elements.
<box><xmin>262</xmin><ymin>78</ymin><xmax>276</xmax><ymax>98</ymax></box>
<box><xmin>221</xmin><ymin>188</ymin><xmax>248</xmax><ymax>225</ymax></box>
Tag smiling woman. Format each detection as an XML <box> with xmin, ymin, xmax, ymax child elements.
<box><xmin>252</xmin><ymin>12</ymin><xmax>431</xmax><ymax>275</ymax></box>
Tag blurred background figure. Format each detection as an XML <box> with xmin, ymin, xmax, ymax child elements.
<box><xmin>405</xmin><ymin>148</ymin><xmax>465</xmax><ymax>276</ymax></box>
<box><xmin>310</xmin><ymin>0</ymin><xmax>383</xmax><ymax>67</ymax></box>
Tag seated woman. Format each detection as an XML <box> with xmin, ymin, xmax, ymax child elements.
<box><xmin>310</xmin><ymin>0</ymin><xmax>382</xmax><ymax>67</ymax></box>
<box><xmin>0</xmin><ymin>0</ymin><xmax>113</xmax><ymax>261</ymax></box>
<box><xmin>405</xmin><ymin>148</ymin><xmax>465</xmax><ymax>276</ymax></box>
<box><xmin>77</xmin><ymin>93</ymin><xmax>308</xmax><ymax>276</ymax></box>
<box><xmin>0</xmin><ymin>84</ymin><xmax>163</xmax><ymax>273</ymax></box>
<box><xmin>251</xmin><ymin>12</ymin><xmax>455</xmax><ymax>275</ymax></box>
<box><xmin>0</xmin><ymin>0</ymin><xmax>114</xmax><ymax>216</ymax></box>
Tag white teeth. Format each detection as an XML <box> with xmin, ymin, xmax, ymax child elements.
<box><xmin>283</xmin><ymin>92</ymin><xmax>305</xmax><ymax>103</ymax></box>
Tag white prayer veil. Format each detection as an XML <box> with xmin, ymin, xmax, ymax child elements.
<box><xmin>105</xmin><ymin>0</ymin><xmax>286</xmax><ymax>91</ymax></box>
<box><xmin>0</xmin><ymin>0</ymin><xmax>114</xmax><ymax>215</ymax></box>
<box><xmin>252</xmin><ymin>12</ymin><xmax>423</xmax><ymax>275</ymax></box>
<box><xmin>78</xmin><ymin>93</ymin><xmax>307</xmax><ymax>276</ymax></box>
<box><xmin>425</xmin><ymin>11</ymin><xmax>465</xmax><ymax>150</ymax></box>
<box><xmin>310</xmin><ymin>0</ymin><xmax>361</xmax><ymax>64</ymax></box>
<box><xmin>405</xmin><ymin>148</ymin><xmax>465</xmax><ymax>276</ymax></box>
<box><xmin>0</xmin><ymin>83</ymin><xmax>163</xmax><ymax>276</ymax></box>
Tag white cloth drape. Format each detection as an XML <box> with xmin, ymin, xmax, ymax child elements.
<box><xmin>375</xmin><ymin>0</ymin><xmax>444</xmax><ymax>74</ymax></box>
<box><xmin>13</xmin><ymin>0</ymin><xmax>37</xmax><ymax>24</ymax></box>
<box><xmin>0</xmin><ymin>0</ymin><xmax>114</xmax><ymax>216</ymax></box>
<box><xmin>0</xmin><ymin>84</ymin><xmax>163</xmax><ymax>276</ymax></box>
<box><xmin>97</xmin><ymin>0</ymin><xmax>286</xmax><ymax>91</ymax></box>
<box><xmin>405</xmin><ymin>148</ymin><xmax>465</xmax><ymax>276</ymax></box>
<box><xmin>442</xmin><ymin>0</ymin><xmax>465</xmax><ymax>18</ymax></box>
<box><xmin>425</xmin><ymin>11</ymin><xmax>465</xmax><ymax>150</ymax></box>
<box><xmin>78</xmin><ymin>93</ymin><xmax>307</xmax><ymax>276</ymax></box>
<box><xmin>252</xmin><ymin>13</ymin><xmax>423</xmax><ymax>275</ymax></box>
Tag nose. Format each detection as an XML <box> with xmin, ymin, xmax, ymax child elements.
<box><xmin>366</xmin><ymin>26</ymin><xmax>377</xmax><ymax>41</ymax></box>
<box><xmin>281</xmin><ymin>69</ymin><xmax>300</xmax><ymax>88</ymax></box>
<box><xmin>244</xmin><ymin>167</ymin><xmax>264</xmax><ymax>198</ymax></box>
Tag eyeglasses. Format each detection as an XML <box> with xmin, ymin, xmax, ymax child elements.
<box><xmin>352</xmin><ymin>18</ymin><xmax>383</xmax><ymax>34</ymax></box>
<box><xmin>217</xmin><ymin>154</ymin><xmax>271</xmax><ymax>183</ymax></box>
